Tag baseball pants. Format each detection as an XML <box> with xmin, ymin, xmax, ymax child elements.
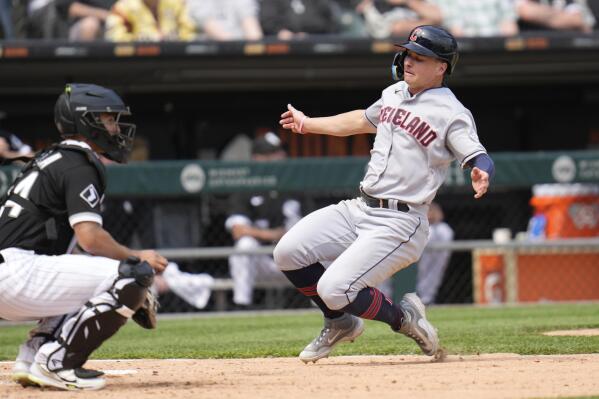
<box><xmin>0</xmin><ymin>247</ymin><xmax>119</xmax><ymax>321</ymax></box>
<box><xmin>274</xmin><ymin>198</ymin><xmax>429</xmax><ymax>310</ymax></box>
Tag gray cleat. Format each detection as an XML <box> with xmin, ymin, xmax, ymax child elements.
<box><xmin>299</xmin><ymin>313</ymin><xmax>364</xmax><ymax>363</ymax></box>
<box><xmin>397</xmin><ymin>292</ymin><xmax>439</xmax><ymax>356</ymax></box>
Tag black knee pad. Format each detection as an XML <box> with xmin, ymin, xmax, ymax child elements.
<box><xmin>118</xmin><ymin>256</ymin><xmax>155</xmax><ymax>287</ymax></box>
<box><xmin>115</xmin><ymin>257</ymin><xmax>155</xmax><ymax>311</ymax></box>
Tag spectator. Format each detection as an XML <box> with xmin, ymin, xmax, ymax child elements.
<box><xmin>433</xmin><ymin>0</ymin><xmax>519</xmax><ymax>37</ymax></box>
<box><xmin>356</xmin><ymin>0</ymin><xmax>442</xmax><ymax>39</ymax></box>
<box><xmin>416</xmin><ymin>202</ymin><xmax>454</xmax><ymax>305</ymax></box>
<box><xmin>260</xmin><ymin>0</ymin><xmax>338</xmax><ymax>40</ymax></box>
<box><xmin>187</xmin><ymin>0</ymin><xmax>263</xmax><ymax>41</ymax></box>
<box><xmin>0</xmin><ymin>131</ymin><xmax>34</xmax><ymax>159</ymax></box>
<box><xmin>25</xmin><ymin>0</ymin><xmax>69</xmax><ymax>39</ymax></box>
<box><xmin>55</xmin><ymin>0</ymin><xmax>116</xmax><ymax>40</ymax></box>
<box><xmin>225</xmin><ymin>132</ymin><xmax>301</xmax><ymax>308</ymax></box>
<box><xmin>0</xmin><ymin>113</ymin><xmax>34</xmax><ymax>160</ymax></box>
<box><xmin>517</xmin><ymin>0</ymin><xmax>596</xmax><ymax>32</ymax></box>
<box><xmin>330</xmin><ymin>0</ymin><xmax>369</xmax><ymax>37</ymax></box>
<box><xmin>105</xmin><ymin>0</ymin><xmax>196</xmax><ymax>42</ymax></box>
<box><xmin>0</xmin><ymin>0</ymin><xmax>14</xmax><ymax>39</ymax></box>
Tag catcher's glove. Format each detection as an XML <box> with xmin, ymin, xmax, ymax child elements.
<box><xmin>132</xmin><ymin>290</ymin><xmax>159</xmax><ymax>329</ymax></box>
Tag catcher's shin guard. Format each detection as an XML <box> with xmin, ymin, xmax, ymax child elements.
<box><xmin>41</xmin><ymin>258</ymin><xmax>154</xmax><ymax>371</ymax></box>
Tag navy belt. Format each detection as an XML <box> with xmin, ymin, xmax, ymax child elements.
<box><xmin>360</xmin><ymin>188</ymin><xmax>409</xmax><ymax>212</ymax></box>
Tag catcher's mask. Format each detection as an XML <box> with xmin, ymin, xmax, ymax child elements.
<box><xmin>391</xmin><ymin>25</ymin><xmax>459</xmax><ymax>82</ymax></box>
<box><xmin>54</xmin><ymin>83</ymin><xmax>136</xmax><ymax>163</ymax></box>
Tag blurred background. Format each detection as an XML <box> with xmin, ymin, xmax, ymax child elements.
<box><xmin>0</xmin><ymin>0</ymin><xmax>598</xmax><ymax>313</ymax></box>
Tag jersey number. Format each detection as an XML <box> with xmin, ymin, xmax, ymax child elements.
<box><xmin>0</xmin><ymin>171</ymin><xmax>40</xmax><ymax>218</ymax></box>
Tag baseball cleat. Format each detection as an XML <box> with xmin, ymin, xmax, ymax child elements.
<box><xmin>28</xmin><ymin>362</ymin><xmax>106</xmax><ymax>391</ymax></box>
<box><xmin>11</xmin><ymin>360</ymin><xmax>39</xmax><ymax>387</ymax></box>
<box><xmin>397</xmin><ymin>293</ymin><xmax>439</xmax><ymax>356</ymax></box>
<box><xmin>299</xmin><ymin>313</ymin><xmax>364</xmax><ymax>364</ymax></box>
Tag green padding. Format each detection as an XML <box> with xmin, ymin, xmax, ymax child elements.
<box><xmin>0</xmin><ymin>151</ymin><xmax>597</xmax><ymax>197</ymax></box>
<box><xmin>392</xmin><ymin>264</ymin><xmax>418</xmax><ymax>303</ymax></box>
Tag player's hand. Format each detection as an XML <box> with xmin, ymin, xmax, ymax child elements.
<box><xmin>471</xmin><ymin>167</ymin><xmax>489</xmax><ymax>199</ymax></box>
<box><xmin>280</xmin><ymin>104</ymin><xmax>307</xmax><ymax>134</ymax></box>
<box><xmin>135</xmin><ymin>249</ymin><xmax>168</xmax><ymax>273</ymax></box>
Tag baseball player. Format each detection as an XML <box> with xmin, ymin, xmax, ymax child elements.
<box><xmin>226</xmin><ymin>133</ymin><xmax>301</xmax><ymax>307</ymax></box>
<box><xmin>276</xmin><ymin>25</ymin><xmax>494</xmax><ymax>363</ymax></box>
<box><xmin>0</xmin><ymin>83</ymin><xmax>167</xmax><ymax>390</ymax></box>
<box><xmin>416</xmin><ymin>202</ymin><xmax>454</xmax><ymax>305</ymax></box>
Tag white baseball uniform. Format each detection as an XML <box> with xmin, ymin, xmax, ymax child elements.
<box><xmin>274</xmin><ymin>80</ymin><xmax>487</xmax><ymax>310</ymax></box>
<box><xmin>227</xmin><ymin>194</ymin><xmax>301</xmax><ymax>306</ymax></box>
<box><xmin>416</xmin><ymin>221</ymin><xmax>454</xmax><ymax>305</ymax></box>
<box><xmin>0</xmin><ymin>140</ymin><xmax>120</xmax><ymax>322</ymax></box>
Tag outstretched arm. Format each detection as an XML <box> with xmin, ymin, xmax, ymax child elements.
<box><xmin>280</xmin><ymin>104</ymin><xmax>377</xmax><ymax>136</ymax></box>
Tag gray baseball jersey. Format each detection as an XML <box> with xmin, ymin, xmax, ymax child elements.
<box><xmin>363</xmin><ymin>80</ymin><xmax>487</xmax><ymax>205</ymax></box>
<box><xmin>274</xmin><ymin>81</ymin><xmax>488</xmax><ymax>310</ymax></box>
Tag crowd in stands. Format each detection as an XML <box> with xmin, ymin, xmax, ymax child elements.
<box><xmin>1</xmin><ymin>0</ymin><xmax>599</xmax><ymax>41</ymax></box>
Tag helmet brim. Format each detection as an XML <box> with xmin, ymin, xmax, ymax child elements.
<box><xmin>396</xmin><ymin>42</ymin><xmax>439</xmax><ymax>60</ymax></box>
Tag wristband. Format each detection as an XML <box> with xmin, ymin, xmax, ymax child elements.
<box><xmin>298</xmin><ymin>116</ymin><xmax>307</xmax><ymax>134</ymax></box>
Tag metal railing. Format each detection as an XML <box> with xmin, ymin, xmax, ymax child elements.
<box><xmin>155</xmin><ymin>238</ymin><xmax>599</xmax><ymax>311</ymax></box>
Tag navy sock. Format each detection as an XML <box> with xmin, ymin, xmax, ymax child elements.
<box><xmin>282</xmin><ymin>263</ymin><xmax>344</xmax><ymax>319</ymax></box>
<box><xmin>342</xmin><ymin>287</ymin><xmax>404</xmax><ymax>330</ymax></box>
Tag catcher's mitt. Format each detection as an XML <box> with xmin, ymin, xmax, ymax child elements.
<box><xmin>132</xmin><ymin>290</ymin><xmax>159</xmax><ymax>329</ymax></box>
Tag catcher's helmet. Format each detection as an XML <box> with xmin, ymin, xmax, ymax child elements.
<box><xmin>54</xmin><ymin>83</ymin><xmax>136</xmax><ymax>163</ymax></box>
<box><xmin>391</xmin><ymin>25</ymin><xmax>459</xmax><ymax>81</ymax></box>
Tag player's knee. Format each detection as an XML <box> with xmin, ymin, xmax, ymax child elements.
<box><xmin>273</xmin><ymin>235</ymin><xmax>302</xmax><ymax>271</ymax></box>
<box><xmin>115</xmin><ymin>257</ymin><xmax>154</xmax><ymax>311</ymax></box>
<box><xmin>118</xmin><ymin>257</ymin><xmax>154</xmax><ymax>287</ymax></box>
<box><xmin>316</xmin><ymin>278</ymin><xmax>346</xmax><ymax>310</ymax></box>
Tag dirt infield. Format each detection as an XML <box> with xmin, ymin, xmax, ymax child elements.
<box><xmin>2</xmin><ymin>354</ymin><xmax>599</xmax><ymax>399</ymax></box>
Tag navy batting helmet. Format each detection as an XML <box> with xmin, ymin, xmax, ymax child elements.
<box><xmin>391</xmin><ymin>25</ymin><xmax>459</xmax><ymax>81</ymax></box>
<box><xmin>54</xmin><ymin>83</ymin><xmax>136</xmax><ymax>163</ymax></box>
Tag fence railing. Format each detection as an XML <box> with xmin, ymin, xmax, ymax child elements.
<box><xmin>159</xmin><ymin>238</ymin><xmax>599</xmax><ymax>259</ymax></box>
<box><xmin>154</xmin><ymin>238</ymin><xmax>599</xmax><ymax>312</ymax></box>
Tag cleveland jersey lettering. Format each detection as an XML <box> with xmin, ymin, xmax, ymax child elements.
<box><xmin>378</xmin><ymin>106</ymin><xmax>438</xmax><ymax>147</ymax></box>
<box><xmin>364</xmin><ymin>80</ymin><xmax>486</xmax><ymax>204</ymax></box>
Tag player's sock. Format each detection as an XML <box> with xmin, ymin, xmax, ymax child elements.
<box><xmin>282</xmin><ymin>263</ymin><xmax>344</xmax><ymax>319</ymax></box>
<box><xmin>342</xmin><ymin>287</ymin><xmax>404</xmax><ymax>330</ymax></box>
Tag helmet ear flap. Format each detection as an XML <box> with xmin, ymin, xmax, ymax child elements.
<box><xmin>54</xmin><ymin>92</ymin><xmax>76</xmax><ymax>137</ymax></box>
<box><xmin>391</xmin><ymin>51</ymin><xmax>407</xmax><ymax>81</ymax></box>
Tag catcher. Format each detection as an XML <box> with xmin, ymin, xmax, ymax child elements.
<box><xmin>0</xmin><ymin>83</ymin><xmax>166</xmax><ymax>390</ymax></box>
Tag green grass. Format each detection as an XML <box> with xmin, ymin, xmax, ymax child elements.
<box><xmin>1</xmin><ymin>303</ymin><xmax>598</xmax><ymax>361</ymax></box>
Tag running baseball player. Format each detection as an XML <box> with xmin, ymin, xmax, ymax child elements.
<box><xmin>276</xmin><ymin>25</ymin><xmax>494</xmax><ymax>363</ymax></box>
<box><xmin>0</xmin><ymin>83</ymin><xmax>167</xmax><ymax>390</ymax></box>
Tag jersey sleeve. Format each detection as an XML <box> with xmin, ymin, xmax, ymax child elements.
<box><xmin>63</xmin><ymin>165</ymin><xmax>104</xmax><ymax>227</ymax></box>
<box><xmin>364</xmin><ymin>98</ymin><xmax>382</xmax><ymax>127</ymax></box>
<box><xmin>445</xmin><ymin>112</ymin><xmax>487</xmax><ymax>168</ymax></box>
